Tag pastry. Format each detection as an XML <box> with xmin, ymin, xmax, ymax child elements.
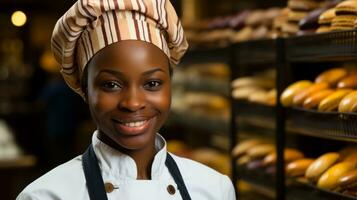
<box><xmin>305</xmin><ymin>152</ymin><xmax>340</xmax><ymax>182</ymax></box>
<box><xmin>317</xmin><ymin>162</ymin><xmax>356</xmax><ymax>190</ymax></box>
<box><xmin>292</xmin><ymin>82</ymin><xmax>329</xmax><ymax>106</ymax></box>
<box><xmin>339</xmin><ymin>169</ymin><xmax>357</xmax><ymax>189</ymax></box>
<box><xmin>331</xmin><ymin>15</ymin><xmax>357</xmax><ymax>30</ymax></box>
<box><xmin>315</xmin><ymin>68</ymin><xmax>348</xmax><ymax>86</ymax></box>
<box><xmin>303</xmin><ymin>89</ymin><xmax>334</xmax><ymax>109</ymax></box>
<box><xmin>337</xmin><ymin>74</ymin><xmax>357</xmax><ymax>89</ymax></box>
<box><xmin>286</xmin><ymin>158</ymin><xmax>315</xmax><ymax>177</ymax></box>
<box><xmin>318</xmin><ymin>89</ymin><xmax>353</xmax><ymax>111</ymax></box>
<box><xmin>247</xmin><ymin>144</ymin><xmax>275</xmax><ymax>159</ymax></box>
<box><xmin>263</xmin><ymin>148</ymin><xmax>304</xmax><ymax>167</ymax></box>
<box><xmin>288</xmin><ymin>0</ymin><xmax>320</xmax><ymax>11</ymax></box>
<box><xmin>281</xmin><ymin>80</ymin><xmax>313</xmax><ymax>107</ymax></box>
<box><xmin>338</xmin><ymin>90</ymin><xmax>357</xmax><ymax>113</ymax></box>
<box><xmin>232</xmin><ymin>139</ymin><xmax>266</xmax><ymax>158</ymax></box>
<box><xmin>335</xmin><ymin>0</ymin><xmax>357</xmax><ymax>15</ymax></box>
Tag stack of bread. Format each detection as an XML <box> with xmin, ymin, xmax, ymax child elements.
<box><xmin>331</xmin><ymin>0</ymin><xmax>357</xmax><ymax>31</ymax></box>
<box><xmin>280</xmin><ymin>67</ymin><xmax>357</xmax><ymax>113</ymax></box>
<box><xmin>283</xmin><ymin>0</ymin><xmax>321</xmax><ymax>36</ymax></box>
<box><xmin>232</xmin><ymin>138</ymin><xmax>305</xmax><ymax>175</ymax></box>
<box><xmin>231</xmin><ymin>69</ymin><xmax>276</xmax><ymax>106</ymax></box>
<box><xmin>288</xmin><ymin>148</ymin><xmax>357</xmax><ymax>196</ymax></box>
<box><xmin>233</xmin><ymin>138</ymin><xmax>357</xmax><ymax>197</ymax></box>
<box><xmin>185</xmin><ymin>8</ymin><xmax>284</xmax><ymax>46</ymax></box>
<box><xmin>317</xmin><ymin>8</ymin><xmax>337</xmax><ymax>32</ymax></box>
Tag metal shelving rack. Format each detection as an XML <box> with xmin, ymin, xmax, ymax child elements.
<box><xmin>231</xmin><ymin>38</ymin><xmax>281</xmax><ymax>199</ymax></box>
<box><xmin>282</xmin><ymin>30</ymin><xmax>357</xmax><ymax>200</ymax></box>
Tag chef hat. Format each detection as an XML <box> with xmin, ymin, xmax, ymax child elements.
<box><xmin>51</xmin><ymin>0</ymin><xmax>188</xmax><ymax>96</ymax></box>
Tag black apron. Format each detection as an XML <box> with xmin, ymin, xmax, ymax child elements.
<box><xmin>82</xmin><ymin>144</ymin><xmax>192</xmax><ymax>200</ymax></box>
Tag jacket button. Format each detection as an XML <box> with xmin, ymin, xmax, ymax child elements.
<box><xmin>104</xmin><ymin>182</ymin><xmax>115</xmax><ymax>193</ymax></box>
<box><xmin>167</xmin><ymin>184</ymin><xmax>176</xmax><ymax>195</ymax></box>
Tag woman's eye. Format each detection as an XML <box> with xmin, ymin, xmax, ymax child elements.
<box><xmin>144</xmin><ymin>80</ymin><xmax>162</xmax><ymax>90</ymax></box>
<box><xmin>101</xmin><ymin>81</ymin><xmax>121</xmax><ymax>91</ymax></box>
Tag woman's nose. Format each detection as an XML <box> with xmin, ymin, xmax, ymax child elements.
<box><xmin>118</xmin><ymin>87</ymin><xmax>146</xmax><ymax>112</ymax></box>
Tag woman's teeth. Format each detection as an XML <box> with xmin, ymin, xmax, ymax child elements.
<box><xmin>121</xmin><ymin>120</ymin><xmax>147</xmax><ymax>127</ymax></box>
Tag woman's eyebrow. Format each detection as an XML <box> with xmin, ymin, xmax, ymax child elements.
<box><xmin>97</xmin><ymin>69</ymin><xmax>124</xmax><ymax>76</ymax></box>
<box><xmin>142</xmin><ymin>68</ymin><xmax>165</xmax><ymax>76</ymax></box>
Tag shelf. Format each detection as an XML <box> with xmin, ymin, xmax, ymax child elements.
<box><xmin>180</xmin><ymin>46</ymin><xmax>231</xmax><ymax>66</ymax></box>
<box><xmin>237</xmin><ymin>165</ymin><xmax>275</xmax><ymax>198</ymax></box>
<box><xmin>168</xmin><ymin>110</ymin><xmax>228</xmax><ymax>133</ymax></box>
<box><xmin>233</xmin><ymin>39</ymin><xmax>277</xmax><ymax>65</ymax></box>
<box><xmin>235</xmin><ymin>100</ymin><xmax>276</xmax><ymax>131</ymax></box>
<box><xmin>286</xmin><ymin>107</ymin><xmax>357</xmax><ymax>142</ymax></box>
<box><xmin>286</xmin><ymin>30</ymin><xmax>357</xmax><ymax>63</ymax></box>
<box><xmin>287</xmin><ymin>179</ymin><xmax>357</xmax><ymax>200</ymax></box>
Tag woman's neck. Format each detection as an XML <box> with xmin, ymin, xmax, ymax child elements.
<box><xmin>97</xmin><ymin>131</ymin><xmax>156</xmax><ymax>180</ymax></box>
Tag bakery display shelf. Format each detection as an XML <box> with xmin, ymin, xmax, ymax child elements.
<box><xmin>286</xmin><ymin>179</ymin><xmax>357</xmax><ymax>200</ymax></box>
<box><xmin>235</xmin><ymin>100</ymin><xmax>276</xmax><ymax>130</ymax></box>
<box><xmin>233</xmin><ymin>39</ymin><xmax>277</xmax><ymax>65</ymax></box>
<box><xmin>237</xmin><ymin>165</ymin><xmax>275</xmax><ymax>195</ymax></box>
<box><xmin>286</xmin><ymin>107</ymin><xmax>357</xmax><ymax>142</ymax></box>
<box><xmin>175</xmin><ymin>77</ymin><xmax>229</xmax><ymax>96</ymax></box>
<box><xmin>168</xmin><ymin>110</ymin><xmax>228</xmax><ymax>134</ymax></box>
<box><xmin>180</xmin><ymin>46</ymin><xmax>231</xmax><ymax>66</ymax></box>
<box><xmin>286</xmin><ymin>30</ymin><xmax>357</xmax><ymax>63</ymax></box>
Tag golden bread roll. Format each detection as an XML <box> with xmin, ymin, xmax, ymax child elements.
<box><xmin>288</xmin><ymin>10</ymin><xmax>308</xmax><ymax>22</ymax></box>
<box><xmin>288</xmin><ymin>0</ymin><xmax>319</xmax><ymax>11</ymax></box>
<box><xmin>248</xmin><ymin>90</ymin><xmax>269</xmax><ymax>104</ymax></box>
<box><xmin>318</xmin><ymin>89</ymin><xmax>353</xmax><ymax>111</ymax></box>
<box><xmin>303</xmin><ymin>89</ymin><xmax>334</xmax><ymax>109</ymax></box>
<box><xmin>263</xmin><ymin>148</ymin><xmax>304</xmax><ymax>167</ymax></box>
<box><xmin>316</xmin><ymin>26</ymin><xmax>330</xmax><ymax>33</ymax></box>
<box><xmin>267</xmin><ymin>89</ymin><xmax>277</xmax><ymax>106</ymax></box>
<box><xmin>236</xmin><ymin>155</ymin><xmax>251</xmax><ymax>166</ymax></box>
<box><xmin>293</xmin><ymin>82</ymin><xmax>329</xmax><ymax>106</ymax></box>
<box><xmin>286</xmin><ymin>158</ymin><xmax>315</xmax><ymax>177</ymax></box>
<box><xmin>335</xmin><ymin>0</ymin><xmax>357</xmax><ymax>15</ymax></box>
<box><xmin>280</xmin><ymin>80</ymin><xmax>313</xmax><ymax>107</ymax></box>
<box><xmin>232</xmin><ymin>139</ymin><xmax>266</xmax><ymax>158</ymax></box>
<box><xmin>315</xmin><ymin>68</ymin><xmax>348</xmax><ymax>86</ymax></box>
<box><xmin>317</xmin><ymin>162</ymin><xmax>356</xmax><ymax>190</ymax></box>
<box><xmin>318</xmin><ymin>8</ymin><xmax>336</xmax><ymax>25</ymax></box>
<box><xmin>339</xmin><ymin>169</ymin><xmax>357</xmax><ymax>189</ymax></box>
<box><xmin>306</xmin><ymin>152</ymin><xmax>340</xmax><ymax>182</ymax></box>
<box><xmin>337</xmin><ymin>74</ymin><xmax>357</xmax><ymax>89</ymax></box>
<box><xmin>247</xmin><ymin>144</ymin><xmax>275</xmax><ymax>159</ymax></box>
<box><xmin>232</xmin><ymin>87</ymin><xmax>263</xmax><ymax>100</ymax></box>
<box><xmin>231</xmin><ymin>77</ymin><xmax>275</xmax><ymax>89</ymax></box>
<box><xmin>338</xmin><ymin>91</ymin><xmax>357</xmax><ymax>113</ymax></box>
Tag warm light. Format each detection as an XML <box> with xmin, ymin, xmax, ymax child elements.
<box><xmin>11</xmin><ymin>11</ymin><xmax>27</xmax><ymax>27</ymax></box>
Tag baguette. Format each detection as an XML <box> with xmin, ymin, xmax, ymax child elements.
<box><xmin>318</xmin><ymin>89</ymin><xmax>353</xmax><ymax>111</ymax></box>
<box><xmin>338</xmin><ymin>90</ymin><xmax>357</xmax><ymax>113</ymax></box>
<box><xmin>303</xmin><ymin>89</ymin><xmax>334</xmax><ymax>109</ymax></box>
<box><xmin>280</xmin><ymin>80</ymin><xmax>313</xmax><ymax>107</ymax></box>
<box><xmin>293</xmin><ymin>82</ymin><xmax>329</xmax><ymax>106</ymax></box>
<box><xmin>315</xmin><ymin>68</ymin><xmax>348</xmax><ymax>87</ymax></box>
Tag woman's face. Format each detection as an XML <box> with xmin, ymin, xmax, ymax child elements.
<box><xmin>86</xmin><ymin>40</ymin><xmax>171</xmax><ymax>150</ymax></box>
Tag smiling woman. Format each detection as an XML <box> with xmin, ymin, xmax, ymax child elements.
<box><xmin>16</xmin><ymin>0</ymin><xmax>236</xmax><ymax>200</ymax></box>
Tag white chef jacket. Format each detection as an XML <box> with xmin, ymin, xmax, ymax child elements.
<box><xmin>17</xmin><ymin>131</ymin><xmax>236</xmax><ymax>200</ymax></box>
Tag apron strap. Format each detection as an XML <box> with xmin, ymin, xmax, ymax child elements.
<box><xmin>165</xmin><ymin>153</ymin><xmax>192</xmax><ymax>200</ymax></box>
<box><xmin>82</xmin><ymin>145</ymin><xmax>108</xmax><ymax>200</ymax></box>
<box><xmin>82</xmin><ymin>144</ymin><xmax>192</xmax><ymax>200</ymax></box>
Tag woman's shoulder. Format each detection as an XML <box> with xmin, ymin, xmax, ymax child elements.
<box><xmin>17</xmin><ymin>155</ymin><xmax>86</xmax><ymax>200</ymax></box>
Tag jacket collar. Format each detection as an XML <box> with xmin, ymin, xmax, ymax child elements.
<box><xmin>91</xmin><ymin>130</ymin><xmax>167</xmax><ymax>180</ymax></box>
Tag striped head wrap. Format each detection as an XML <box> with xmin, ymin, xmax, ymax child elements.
<box><xmin>51</xmin><ymin>0</ymin><xmax>188</xmax><ymax>97</ymax></box>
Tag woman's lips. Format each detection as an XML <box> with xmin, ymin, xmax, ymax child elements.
<box><xmin>112</xmin><ymin>118</ymin><xmax>152</xmax><ymax>135</ymax></box>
